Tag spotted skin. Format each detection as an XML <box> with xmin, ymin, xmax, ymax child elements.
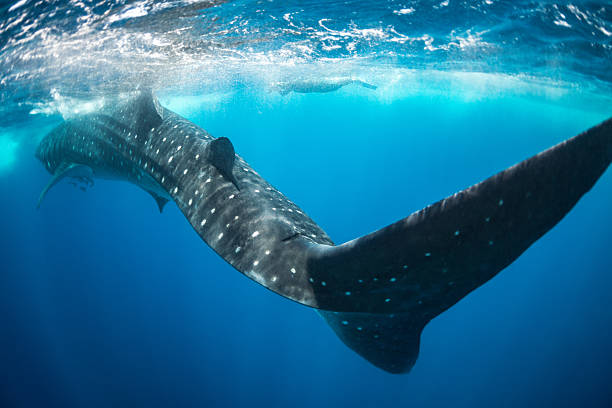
<box><xmin>36</xmin><ymin>91</ymin><xmax>612</xmax><ymax>373</ymax></box>
<box><xmin>36</xmin><ymin>92</ymin><xmax>335</xmax><ymax>308</ymax></box>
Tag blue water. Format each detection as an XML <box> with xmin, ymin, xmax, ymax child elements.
<box><xmin>1</xmin><ymin>1</ymin><xmax>611</xmax><ymax>407</ymax></box>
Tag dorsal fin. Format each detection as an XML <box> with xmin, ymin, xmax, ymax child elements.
<box><xmin>111</xmin><ymin>88</ymin><xmax>163</xmax><ymax>139</ymax></box>
<box><xmin>133</xmin><ymin>89</ymin><xmax>163</xmax><ymax>138</ymax></box>
<box><xmin>205</xmin><ymin>137</ymin><xmax>240</xmax><ymax>190</ymax></box>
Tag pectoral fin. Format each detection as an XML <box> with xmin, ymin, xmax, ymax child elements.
<box><xmin>37</xmin><ymin>163</ymin><xmax>94</xmax><ymax>209</ymax></box>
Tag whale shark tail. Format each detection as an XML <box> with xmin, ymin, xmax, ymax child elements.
<box><xmin>309</xmin><ymin>117</ymin><xmax>612</xmax><ymax>373</ymax></box>
<box><xmin>319</xmin><ymin>310</ymin><xmax>425</xmax><ymax>373</ymax></box>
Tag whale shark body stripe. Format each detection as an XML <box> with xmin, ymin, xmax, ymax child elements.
<box><xmin>35</xmin><ymin>91</ymin><xmax>612</xmax><ymax>373</ymax></box>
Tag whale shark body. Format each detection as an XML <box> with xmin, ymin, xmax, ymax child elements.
<box><xmin>36</xmin><ymin>91</ymin><xmax>612</xmax><ymax>373</ymax></box>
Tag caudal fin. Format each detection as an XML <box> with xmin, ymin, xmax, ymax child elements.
<box><xmin>320</xmin><ymin>310</ymin><xmax>424</xmax><ymax>373</ymax></box>
<box><xmin>308</xmin><ymin>117</ymin><xmax>612</xmax><ymax>372</ymax></box>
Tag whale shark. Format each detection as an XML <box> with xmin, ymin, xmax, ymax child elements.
<box><xmin>35</xmin><ymin>90</ymin><xmax>612</xmax><ymax>373</ymax></box>
<box><xmin>273</xmin><ymin>78</ymin><xmax>377</xmax><ymax>95</ymax></box>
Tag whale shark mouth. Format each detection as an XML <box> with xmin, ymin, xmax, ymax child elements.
<box><xmin>35</xmin><ymin>90</ymin><xmax>612</xmax><ymax>373</ymax></box>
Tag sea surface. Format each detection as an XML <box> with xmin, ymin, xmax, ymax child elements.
<box><xmin>1</xmin><ymin>1</ymin><xmax>611</xmax><ymax>407</ymax></box>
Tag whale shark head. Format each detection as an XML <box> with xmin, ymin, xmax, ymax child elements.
<box><xmin>34</xmin><ymin>96</ymin><xmax>171</xmax><ymax>212</ymax></box>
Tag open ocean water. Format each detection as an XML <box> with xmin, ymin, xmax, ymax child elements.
<box><xmin>0</xmin><ymin>1</ymin><xmax>611</xmax><ymax>407</ymax></box>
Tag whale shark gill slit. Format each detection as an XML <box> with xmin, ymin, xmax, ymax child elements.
<box><xmin>35</xmin><ymin>91</ymin><xmax>612</xmax><ymax>373</ymax></box>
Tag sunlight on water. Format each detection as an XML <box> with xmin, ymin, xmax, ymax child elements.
<box><xmin>28</xmin><ymin>89</ymin><xmax>107</xmax><ymax>119</ymax></box>
<box><xmin>159</xmin><ymin>92</ymin><xmax>234</xmax><ymax>117</ymax></box>
<box><xmin>26</xmin><ymin>67</ymin><xmax>611</xmax><ymax>125</ymax></box>
<box><xmin>1</xmin><ymin>0</ymin><xmax>610</xmax><ymax>127</ymax></box>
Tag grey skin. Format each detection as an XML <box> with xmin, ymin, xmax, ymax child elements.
<box><xmin>273</xmin><ymin>78</ymin><xmax>377</xmax><ymax>95</ymax></box>
<box><xmin>36</xmin><ymin>90</ymin><xmax>612</xmax><ymax>374</ymax></box>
